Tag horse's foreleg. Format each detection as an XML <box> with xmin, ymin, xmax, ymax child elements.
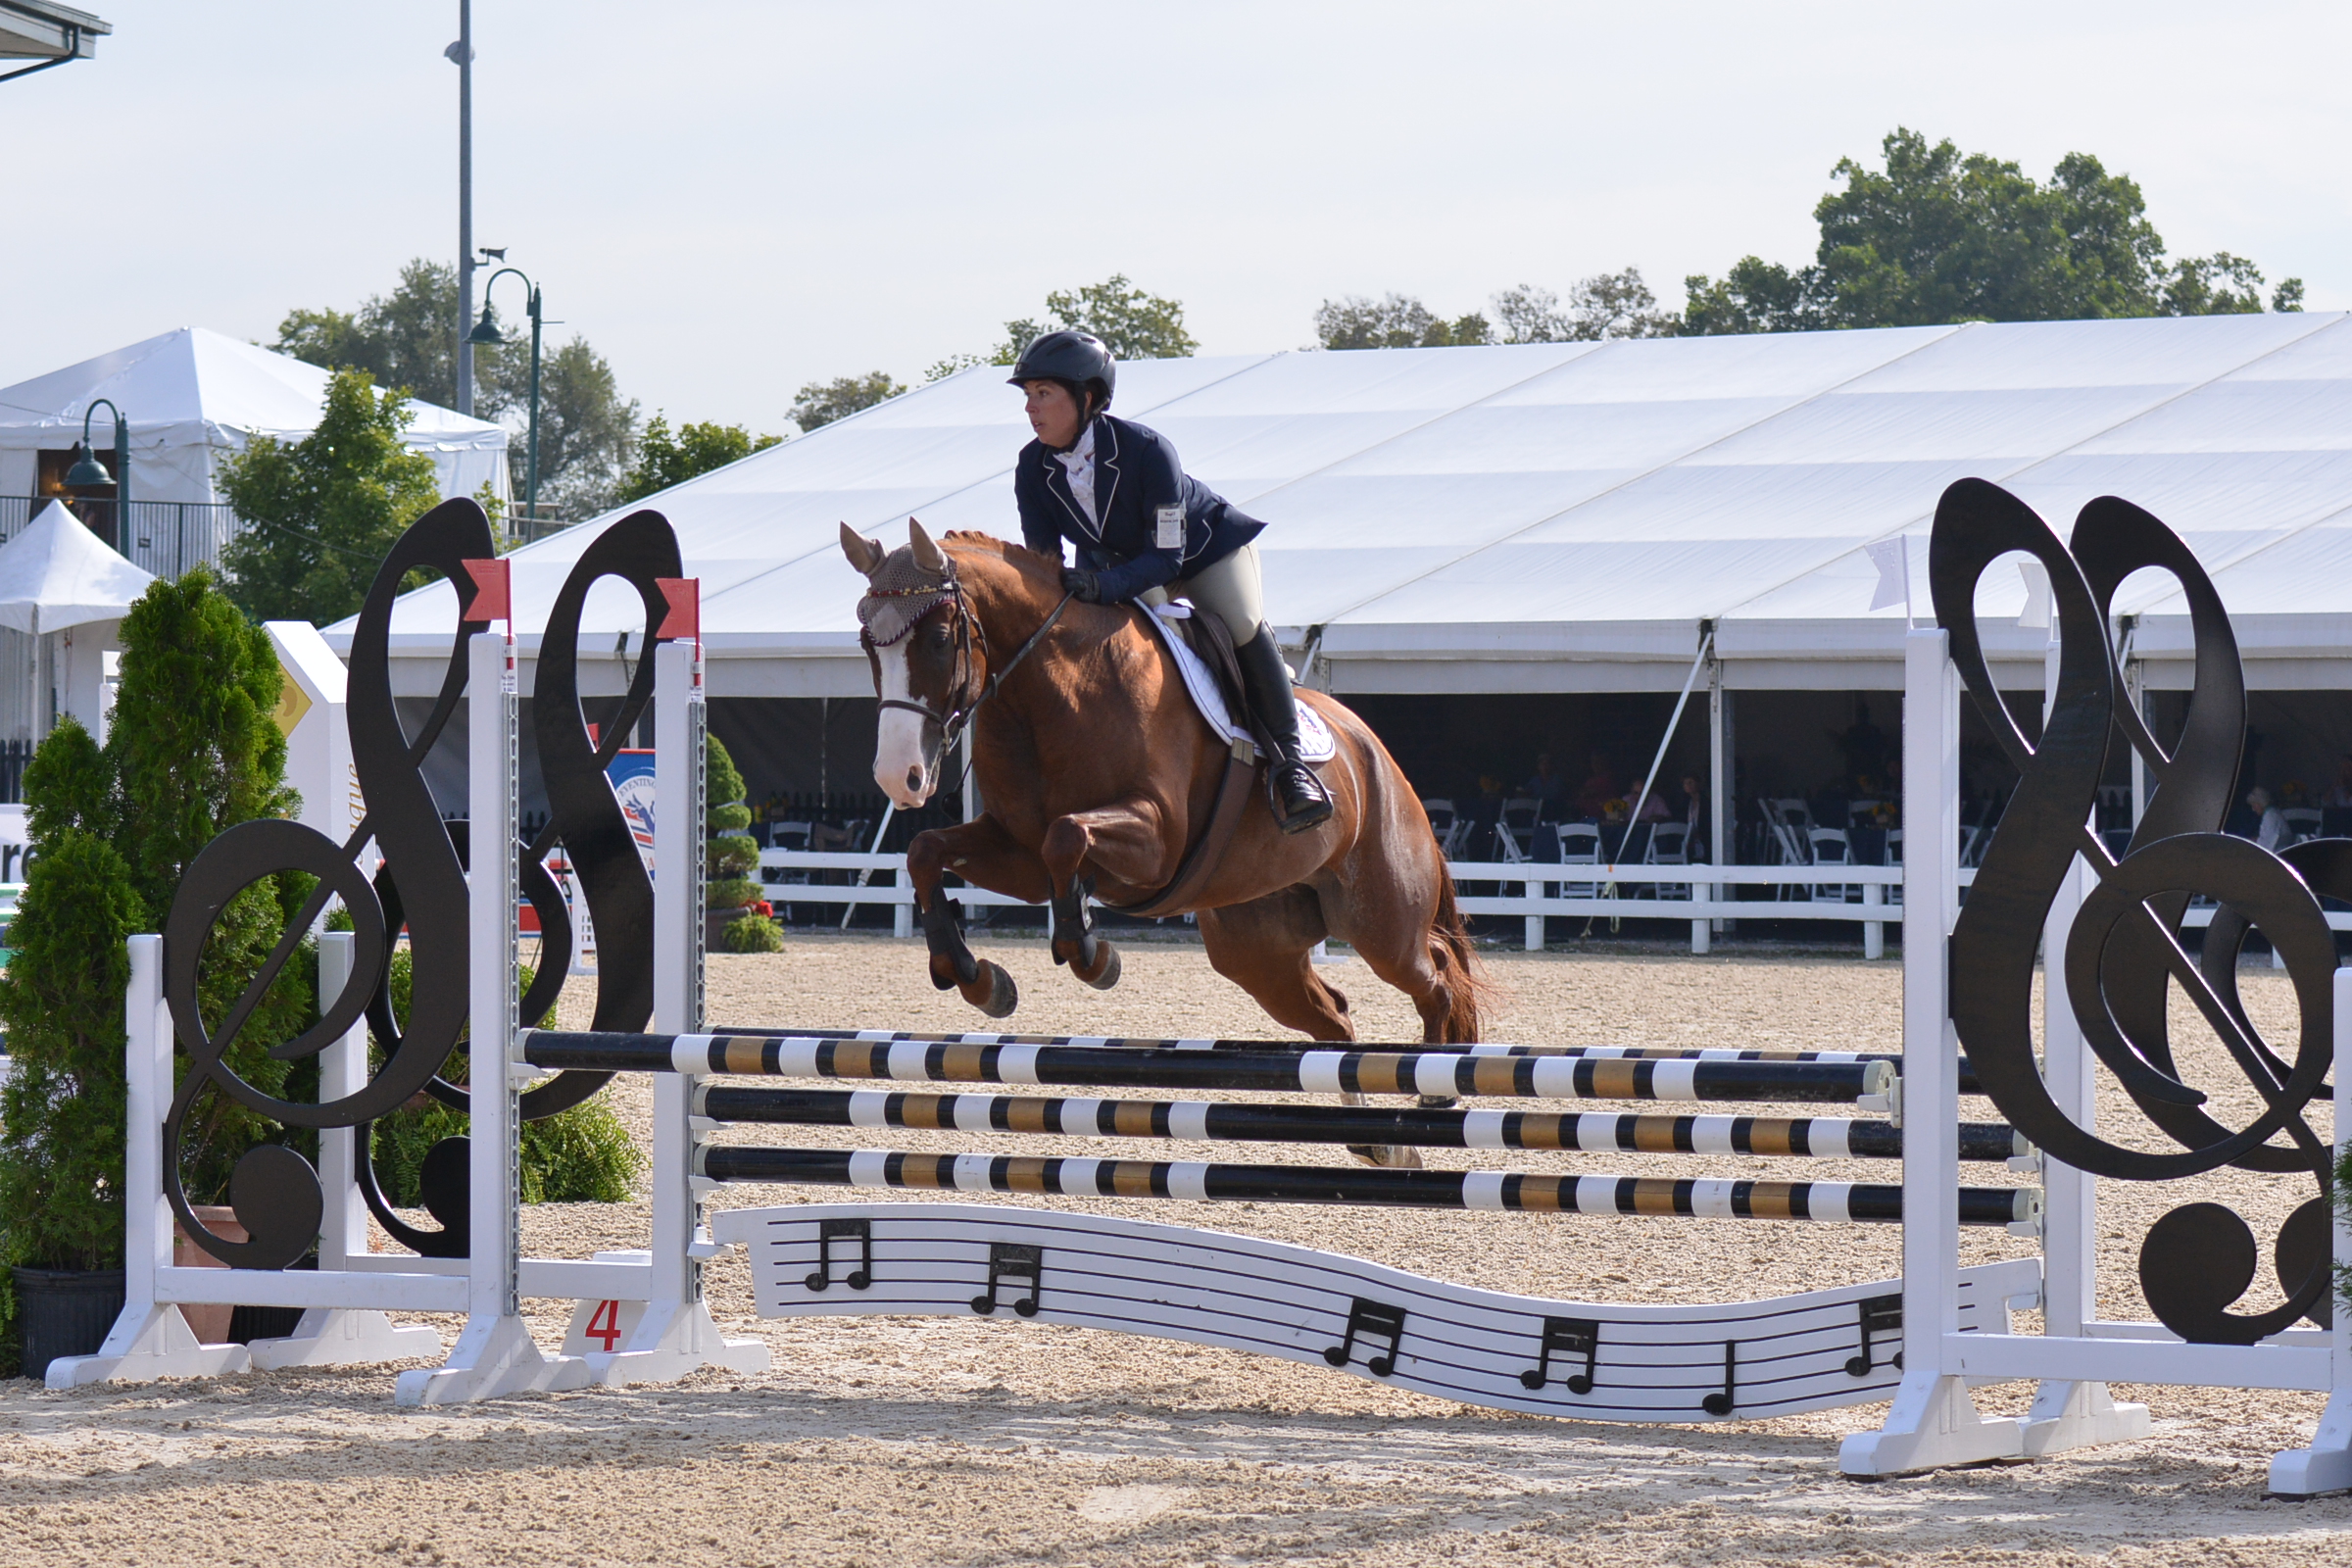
<box><xmin>1037</xmin><ymin>796</ymin><xmax>1171</xmax><ymax>989</ymax></box>
<box><xmin>906</xmin><ymin>817</ymin><xmax>1051</xmax><ymax>1017</ymax></box>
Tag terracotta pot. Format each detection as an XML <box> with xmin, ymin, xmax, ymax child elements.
<box><xmin>171</xmin><ymin>1205</ymin><xmax>244</xmax><ymax>1346</ymax></box>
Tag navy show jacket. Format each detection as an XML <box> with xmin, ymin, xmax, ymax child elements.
<box><xmin>1014</xmin><ymin>413</ymin><xmax>1264</xmax><ymax>604</ymax></box>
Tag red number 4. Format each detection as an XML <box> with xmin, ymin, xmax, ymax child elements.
<box><xmin>585</xmin><ymin>1298</ymin><xmax>622</xmax><ymax>1351</ymax></box>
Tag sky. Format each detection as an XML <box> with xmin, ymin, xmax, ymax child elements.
<box><xmin>5</xmin><ymin>1</ymin><xmax>2349</xmax><ymax>432</ymax></box>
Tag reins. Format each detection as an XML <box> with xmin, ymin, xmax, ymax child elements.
<box><xmin>872</xmin><ymin>569</ymin><xmax>1075</xmax><ymax>796</ymax></box>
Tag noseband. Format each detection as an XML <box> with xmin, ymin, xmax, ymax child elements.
<box><xmin>861</xmin><ymin>564</ymin><xmax>1074</xmax><ymax>788</ymax></box>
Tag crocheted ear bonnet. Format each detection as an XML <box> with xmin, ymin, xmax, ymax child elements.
<box><xmin>855</xmin><ymin>545</ymin><xmax>956</xmax><ymax>648</ymax></box>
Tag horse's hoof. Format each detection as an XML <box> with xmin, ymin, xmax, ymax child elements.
<box><xmin>1073</xmin><ymin>940</ymin><xmax>1121</xmax><ymax>991</ymax></box>
<box><xmin>962</xmin><ymin>960</ymin><xmax>1018</xmax><ymax>1018</ymax></box>
<box><xmin>1346</xmin><ymin>1144</ymin><xmax>1423</xmax><ymax>1169</ymax></box>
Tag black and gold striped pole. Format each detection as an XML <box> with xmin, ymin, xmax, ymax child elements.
<box><xmin>695</xmin><ymin>1085</ymin><xmax>2024</xmax><ymax>1161</ymax></box>
<box><xmin>526</xmin><ymin>1032</ymin><xmax>1895</xmax><ymax>1105</ymax></box>
<box><xmin>692</xmin><ymin>1145</ymin><xmax>2039</xmax><ymax>1227</ymax></box>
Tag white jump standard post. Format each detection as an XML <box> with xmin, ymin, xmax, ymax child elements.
<box><xmin>2269</xmin><ymin>967</ymin><xmax>2352</xmax><ymax>1494</ymax></box>
<box><xmin>396</xmin><ymin>629</ymin><xmax>590</xmax><ymax>1404</ymax></box>
<box><xmin>580</xmin><ymin>626</ymin><xmax>767</xmax><ymax>1384</ymax></box>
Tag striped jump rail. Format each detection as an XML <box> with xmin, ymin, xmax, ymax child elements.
<box><xmin>696</xmin><ymin>1086</ymin><xmax>2026</xmax><ymax>1162</ymax></box>
<box><xmin>690</xmin><ymin>1146</ymin><xmax>2040</xmax><ymax>1227</ymax></box>
<box><xmin>526</xmin><ymin>1032</ymin><xmax>1895</xmax><ymax>1106</ymax></box>
<box><xmin>633</xmin><ymin>1027</ymin><xmax>1984</xmax><ymax>1097</ymax></box>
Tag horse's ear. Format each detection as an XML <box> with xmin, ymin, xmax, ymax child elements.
<box><xmin>840</xmin><ymin>522</ymin><xmax>885</xmax><ymax>577</ymax></box>
<box><xmin>908</xmin><ymin>517</ymin><xmax>948</xmax><ymax>574</ymax></box>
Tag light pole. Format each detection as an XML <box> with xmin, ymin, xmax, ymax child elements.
<box><xmin>64</xmin><ymin>396</ymin><xmax>128</xmax><ymax>552</ymax></box>
<box><xmin>446</xmin><ymin>0</ymin><xmax>475</xmax><ymax>416</ymax></box>
<box><xmin>468</xmin><ymin>269</ymin><xmax>542</xmax><ymax>538</ymax></box>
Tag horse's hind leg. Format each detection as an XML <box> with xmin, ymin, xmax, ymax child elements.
<box><xmin>1200</xmin><ymin>892</ymin><xmax>1421</xmax><ymax>1170</ymax></box>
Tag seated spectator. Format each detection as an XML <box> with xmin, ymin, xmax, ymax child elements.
<box><xmin>1631</xmin><ymin>777</ymin><xmax>1672</xmax><ymax>823</ymax></box>
<box><xmin>2248</xmin><ymin>786</ymin><xmax>2287</xmax><ymax>853</ymax></box>
<box><xmin>1572</xmin><ymin>751</ymin><xmax>1619</xmax><ymax>819</ymax></box>
<box><xmin>1680</xmin><ymin>775</ymin><xmax>1709</xmax><ymax>860</ymax></box>
<box><xmin>1520</xmin><ymin>753</ymin><xmax>1566</xmax><ymax>807</ymax></box>
<box><xmin>2328</xmin><ymin>756</ymin><xmax>2352</xmax><ymax>808</ymax></box>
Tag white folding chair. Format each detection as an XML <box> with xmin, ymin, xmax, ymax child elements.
<box><xmin>1808</xmin><ymin>827</ymin><xmax>1858</xmax><ymax>903</ymax></box>
<box><xmin>1556</xmin><ymin>822</ymin><xmax>1601</xmax><ymax>899</ymax></box>
<box><xmin>2282</xmin><ymin>808</ymin><xmax>2323</xmax><ymax>847</ymax></box>
<box><xmin>1884</xmin><ymin>827</ymin><xmax>1903</xmax><ymax>907</ymax></box>
<box><xmin>1495</xmin><ymin>797</ymin><xmax>1541</xmax><ymax>863</ymax></box>
<box><xmin>1422</xmin><ymin>799</ymin><xmax>1470</xmax><ymax>859</ymax></box>
<box><xmin>1644</xmin><ymin>822</ymin><xmax>1690</xmax><ymax>901</ymax></box>
<box><xmin>1759</xmin><ymin>799</ymin><xmax>1811</xmax><ymax>899</ymax></box>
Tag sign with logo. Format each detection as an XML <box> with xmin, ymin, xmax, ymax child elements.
<box><xmin>607</xmin><ymin>749</ymin><xmax>657</xmax><ymax>874</ymax></box>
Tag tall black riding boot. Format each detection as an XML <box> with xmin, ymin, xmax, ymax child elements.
<box><xmin>1236</xmin><ymin>625</ymin><xmax>1333</xmax><ymax>833</ymax></box>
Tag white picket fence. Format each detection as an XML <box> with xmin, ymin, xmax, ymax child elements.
<box><xmin>755</xmin><ymin>849</ymin><xmax>2352</xmax><ymax>960</ymax></box>
<box><xmin>758</xmin><ymin>851</ymin><xmax>1914</xmax><ymax>956</ymax></box>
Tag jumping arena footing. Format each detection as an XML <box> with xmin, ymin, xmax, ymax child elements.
<box><xmin>45</xmin><ymin>499</ymin><xmax>2352</xmax><ymax>1495</ymax></box>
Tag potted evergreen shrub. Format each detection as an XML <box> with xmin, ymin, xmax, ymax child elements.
<box><xmin>706</xmin><ymin>734</ymin><xmax>777</xmax><ymax>953</ymax></box>
<box><xmin>0</xmin><ymin>572</ymin><xmax>312</xmax><ymax>1376</ymax></box>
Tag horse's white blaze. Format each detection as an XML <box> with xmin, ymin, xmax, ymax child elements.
<box><xmin>873</xmin><ymin>642</ymin><xmax>937</xmax><ymax>808</ymax></box>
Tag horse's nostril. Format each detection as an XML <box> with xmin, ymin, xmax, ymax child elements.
<box><xmin>906</xmin><ymin>766</ymin><xmax>923</xmax><ymax>792</ymax></box>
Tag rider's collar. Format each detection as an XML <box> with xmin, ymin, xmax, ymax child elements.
<box><xmin>1043</xmin><ymin>413</ymin><xmax>1101</xmax><ymax>458</ymax></box>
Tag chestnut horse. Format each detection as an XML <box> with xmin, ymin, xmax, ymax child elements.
<box><xmin>843</xmin><ymin>519</ymin><xmax>1485</xmax><ymax>1049</ymax></box>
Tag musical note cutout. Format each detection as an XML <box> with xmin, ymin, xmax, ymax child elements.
<box><xmin>969</xmin><ymin>1242</ymin><xmax>1043</xmax><ymax>1316</ymax></box>
<box><xmin>805</xmin><ymin>1218</ymin><xmax>873</xmax><ymax>1293</ymax></box>
<box><xmin>1844</xmin><ymin>1293</ymin><xmax>1903</xmax><ymax>1376</ymax></box>
<box><xmin>1519</xmin><ymin>1315</ymin><xmax>1600</xmax><ymax>1394</ymax></box>
<box><xmin>1701</xmin><ymin>1341</ymin><xmax>1737</xmax><ymax>1416</ymax></box>
<box><xmin>1322</xmin><ymin>1297</ymin><xmax>1408</xmax><ymax>1378</ymax></box>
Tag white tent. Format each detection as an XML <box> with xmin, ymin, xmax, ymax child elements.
<box><xmin>0</xmin><ymin>499</ymin><xmax>154</xmax><ymax>634</ymax></box>
<box><xmin>0</xmin><ymin>500</ymin><xmax>155</xmax><ymax>741</ymax></box>
<box><xmin>0</xmin><ymin>327</ymin><xmax>511</xmax><ymax>511</ymax></box>
<box><xmin>336</xmin><ymin>312</ymin><xmax>2352</xmax><ymax>702</ymax></box>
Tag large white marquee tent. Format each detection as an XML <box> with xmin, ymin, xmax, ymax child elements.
<box><xmin>0</xmin><ymin>327</ymin><xmax>510</xmax><ymax>510</ymax></box>
<box><xmin>344</xmin><ymin>311</ymin><xmax>2352</xmax><ymax>702</ymax></box>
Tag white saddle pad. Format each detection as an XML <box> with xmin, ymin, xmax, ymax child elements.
<box><xmin>1140</xmin><ymin>603</ymin><xmax>1336</xmax><ymax>763</ymax></box>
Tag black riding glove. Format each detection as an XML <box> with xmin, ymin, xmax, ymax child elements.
<box><xmin>1059</xmin><ymin>567</ymin><xmax>1102</xmax><ymax>604</ymax></box>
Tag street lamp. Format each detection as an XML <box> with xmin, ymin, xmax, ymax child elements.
<box><xmin>64</xmin><ymin>396</ymin><xmax>127</xmax><ymax>550</ymax></box>
<box><xmin>467</xmin><ymin>267</ymin><xmax>543</xmax><ymax>539</ymax></box>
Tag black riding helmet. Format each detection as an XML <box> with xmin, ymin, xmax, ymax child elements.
<box><xmin>1007</xmin><ymin>330</ymin><xmax>1116</xmax><ymax>411</ymax></box>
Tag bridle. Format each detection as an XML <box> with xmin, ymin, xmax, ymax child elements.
<box><xmin>864</xmin><ymin>564</ymin><xmax>1074</xmax><ymax>793</ymax></box>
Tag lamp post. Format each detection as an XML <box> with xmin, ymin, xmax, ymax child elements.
<box><xmin>468</xmin><ymin>268</ymin><xmax>542</xmax><ymax>539</ymax></box>
<box><xmin>64</xmin><ymin>397</ymin><xmax>128</xmax><ymax>551</ymax></box>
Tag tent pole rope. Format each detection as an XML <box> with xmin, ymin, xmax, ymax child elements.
<box><xmin>1611</xmin><ymin>629</ymin><xmax>1713</xmax><ymax>871</ymax></box>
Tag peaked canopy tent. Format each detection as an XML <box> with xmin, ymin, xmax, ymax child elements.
<box><xmin>340</xmin><ymin>311</ymin><xmax>2352</xmax><ymax>702</ymax></box>
<box><xmin>328</xmin><ymin>313</ymin><xmax>2352</xmax><ymax>851</ymax></box>
<box><xmin>0</xmin><ymin>500</ymin><xmax>154</xmax><ymax>741</ymax></box>
<box><xmin>0</xmin><ymin>326</ymin><xmax>511</xmax><ymax>514</ymax></box>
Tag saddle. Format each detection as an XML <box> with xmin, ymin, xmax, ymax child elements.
<box><xmin>1103</xmin><ymin>605</ymin><xmax>1268</xmax><ymax>921</ymax></box>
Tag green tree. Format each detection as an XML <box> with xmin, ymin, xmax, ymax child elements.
<box><xmin>275</xmin><ymin>260</ymin><xmax>514</xmax><ymax>419</ymax></box>
<box><xmin>1313</xmin><ymin>293</ymin><xmax>1491</xmax><ymax>350</ymax></box>
<box><xmin>1682</xmin><ymin>127</ymin><xmax>2306</xmax><ymax>334</ymax></box>
<box><xmin>533</xmin><ymin>338</ymin><xmax>642</xmax><ymax>518</ymax></box>
<box><xmin>273</xmin><ymin>260</ymin><xmax>642</xmax><ymax>519</ymax></box>
<box><xmin>790</xmin><ymin>371</ymin><xmax>906</xmax><ymax>433</ymax></box>
<box><xmin>218</xmin><ymin>368</ymin><xmax>443</xmax><ymax>625</ymax></box>
<box><xmin>933</xmin><ymin>275</ymin><xmax>1201</xmax><ymax>377</ymax></box>
<box><xmin>0</xmin><ymin>573</ymin><xmax>311</xmax><ymax>1368</ymax></box>
<box><xmin>1492</xmin><ymin>270</ymin><xmax>1679</xmax><ymax>342</ymax></box>
<box><xmin>612</xmin><ymin>415</ymin><xmax>782</xmax><ymax>505</ymax></box>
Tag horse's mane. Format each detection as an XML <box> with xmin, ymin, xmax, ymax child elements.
<box><xmin>941</xmin><ymin>529</ymin><xmax>1064</xmax><ymax>586</ymax></box>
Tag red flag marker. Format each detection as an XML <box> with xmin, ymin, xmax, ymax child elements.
<box><xmin>460</xmin><ymin>558</ymin><xmax>512</xmax><ymax>623</ymax></box>
<box><xmin>656</xmin><ymin>576</ymin><xmax>700</xmax><ymax>642</ymax></box>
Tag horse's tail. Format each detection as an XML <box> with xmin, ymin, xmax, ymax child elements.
<box><xmin>1428</xmin><ymin>869</ymin><xmax>1493</xmax><ymax>1044</ymax></box>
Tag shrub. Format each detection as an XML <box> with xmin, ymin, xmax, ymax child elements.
<box><xmin>368</xmin><ymin>949</ymin><xmax>646</xmax><ymax>1205</ymax></box>
<box><xmin>722</xmin><ymin>911</ymin><xmax>784</xmax><ymax>954</ymax></box>
<box><xmin>0</xmin><ymin>571</ymin><xmax>311</xmax><ymax>1372</ymax></box>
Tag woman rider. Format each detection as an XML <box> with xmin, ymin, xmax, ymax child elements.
<box><xmin>1008</xmin><ymin>329</ymin><xmax>1334</xmax><ymax>832</ymax></box>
